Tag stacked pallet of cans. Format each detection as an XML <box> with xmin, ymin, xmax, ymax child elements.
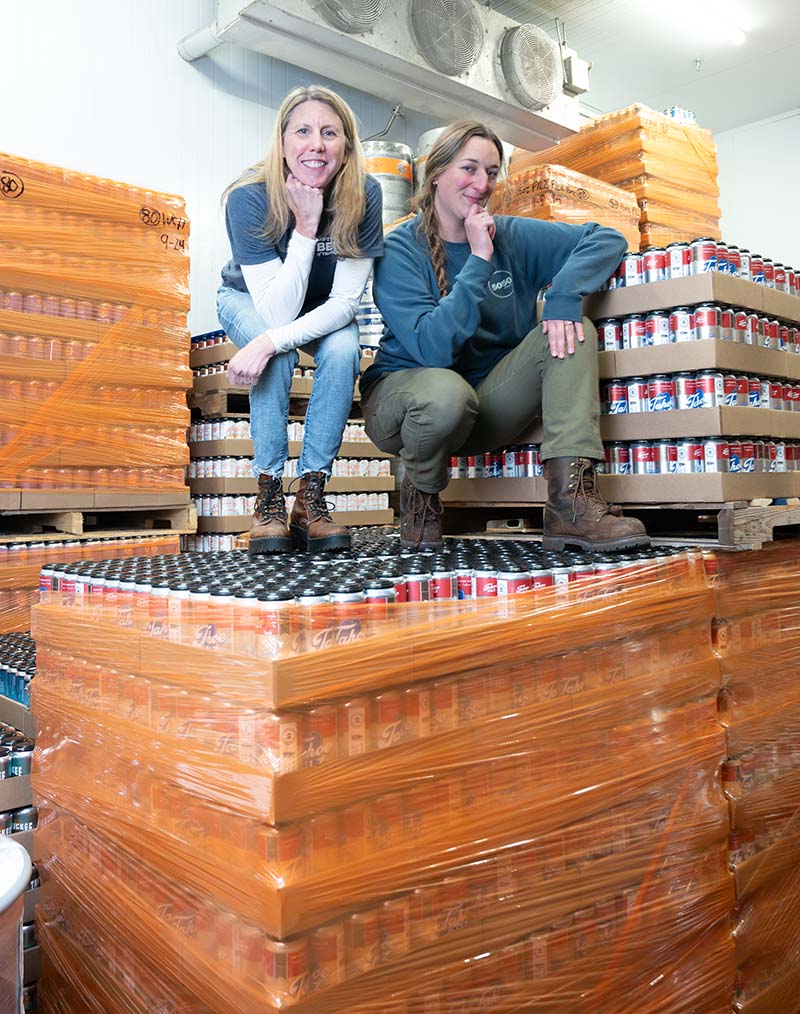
<box><xmin>30</xmin><ymin>544</ymin><xmax>737</xmax><ymax>1011</ymax></box>
<box><xmin>712</xmin><ymin>543</ymin><xmax>800</xmax><ymax>1011</ymax></box>
<box><xmin>0</xmin><ymin>534</ymin><xmax>180</xmax><ymax>634</ymax></box>
<box><xmin>511</xmin><ymin>104</ymin><xmax>721</xmax><ymax>251</ymax></box>
<box><xmin>489</xmin><ymin>163</ymin><xmax>641</xmax><ymax>252</ymax></box>
<box><xmin>0</xmin><ymin>151</ymin><xmax>191</xmax><ymax>495</ymax></box>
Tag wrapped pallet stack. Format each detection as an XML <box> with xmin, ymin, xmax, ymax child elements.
<box><xmin>490</xmin><ymin>164</ymin><xmax>641</xmax><ymax>252</ymax></box>
<box><xmin>510</xmin><ymin>104</ymin><xmax>721</xmax><ymax>251</ymax></box>
<box><xmin>0</xmin><ymin>152</ymin><xmax>192</xmax><ymax>497</ymax></box>
<box><xmin>711</xmin><ymin>542</ymin><xmax>800</xmax><ymax>1011</ymax></box>
<box><xmin>29</xmin><ymin>548</ymin><xmax>737</xmax><ymax>1012</ymax></box>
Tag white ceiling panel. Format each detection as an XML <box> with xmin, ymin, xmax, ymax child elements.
<box><xmin>489</xmin><ymin>0</ymin><xmax>800</xmax><ymax>132</ymax></box>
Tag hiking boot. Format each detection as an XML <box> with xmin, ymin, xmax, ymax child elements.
<box><xmin>399</xmin><ymin>476</ymin><xmax>444</xmax><ymax>550</ymax></box>
<box><xmin>249</xmin><ymin>474</ymin><xmax>291</xmax><ymax>555</ymax></box>
<box><xmin>290</xmin><ymin>472</ymin><xmax>351</xmax><ymax>552</ymax></box>
<box><xmin>542</xmin><ymin>457</ymin><xmax>649</xmax><ymax>553</ymax></box>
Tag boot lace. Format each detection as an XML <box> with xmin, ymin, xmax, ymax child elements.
<box><xmin>571</xmin><ymin>458</ymin><xmax>609</xmax><ymax>522</ymax></box>
<box><xmin>255</xmin><ymin>476</ymin><xmax>286</xmax><ymax>523</ymax></box>
<box><xmin>405</xmin><ymin>484</ymin><xmax>443</xmax><ymax>545</ymax></box>
<box><xmin>301</xmin><ymin>473</ymin><xmax>334</xmax><ymax>523</ymax></box>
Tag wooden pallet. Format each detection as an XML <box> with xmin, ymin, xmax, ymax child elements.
<box><xmin>441</xmin><ymin>496</ymin><xmax>800</xmax><ymax>550</ymax></box>
<box><xmin>0</xmin><ymin>501</ymin><xmax>197</xmax><ymax>538</ymax></box>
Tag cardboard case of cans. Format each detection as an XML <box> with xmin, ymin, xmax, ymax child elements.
<box><xmin>0</xmin><ymin>151</ymin><xmax>191</xmax><ymax>494</ymax></box>
<box><xmin>709</xmin><ymin>543</ymin><xmax>800</xmax><ymax>1012</ymax></box>
<box><xmin>488</xmin><ymin>163</ymin><xmax>641</xmax><ymax>252</ymax></box>
<box><xmin>511</xmin><ymin>104</ymin><xmax>722</xmax><ymax>250</ymax></box>
<box><xmin>27</xmin><ymin>547</ymin><xmax>743</xmax><ymax>1012</ymax></box>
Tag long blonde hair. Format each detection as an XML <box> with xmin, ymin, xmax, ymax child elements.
<box><xmin>413</xmin><ymin>121</ymin><xmax>505</xmax><ymax>297</ymax></box>
<box><xmin>222</xmin><ymin>85</ymin><xmax>367</xmax><ymax>258</ymax></box>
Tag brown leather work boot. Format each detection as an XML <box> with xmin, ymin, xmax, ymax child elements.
<box><xmin>399</xmin><ymin>476</ymin><xmax>445</xmax><ymax>550</ymax></box>
<box><xmin>249</xmin><ymin>474</ymin><xmax>291</xmax><ymax>554</ymax></box>
<box><xmin>542</xmin><ymin>457</ymin><xmax>649</xmax><ymax>553</ymax></box>
<box><xmin>290</xmin><ymin>472</ymin><xmax>351</xmax><ymax>552</ymax></box>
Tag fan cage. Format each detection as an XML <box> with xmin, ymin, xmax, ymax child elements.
<box><xmin>316</xmin><ymin>0</ymin><xmax>388</xmax><ymax>34</ymax></box>
<box><xmin>410</xmin><ymin>0</ymin><xmax>484</xmax><ymax>76</ymax></box>
<box><xmin>500</xmin><ymin>24</ymin><xmax>562</xmax><ymax>111</ymax></box>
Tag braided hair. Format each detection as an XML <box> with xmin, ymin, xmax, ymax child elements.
<box><xmin>412</xmin><ymin>121</ymin><xmax>505</xmax><ymax>297</ymax></box>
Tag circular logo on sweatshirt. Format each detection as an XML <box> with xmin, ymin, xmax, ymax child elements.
<box><xmin>488</xmin><ymin>270</ymin><xmax>513</xmax><ymax>298</ymax></box>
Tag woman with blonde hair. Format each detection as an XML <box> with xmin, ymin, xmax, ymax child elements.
<box><xmin>217</xmin><ymin>85</ymin><xmax>383</xmax><ymax>553</ymax></box>
<box><xmin>361</xmin><ymin>120</ymin><xmax>648</xmax><ymax>552</ymax></box>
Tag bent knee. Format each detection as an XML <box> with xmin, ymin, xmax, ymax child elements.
<box><xmin>408</xmin><ymin>371</ymin><xmax>478</xmax><ymax>432</ymax></box>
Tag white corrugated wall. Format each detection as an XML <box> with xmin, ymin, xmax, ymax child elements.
<box><xmin>2</xmin><ymin>0</ymin><xmax>439</xmax><ymax>332</ymax></box>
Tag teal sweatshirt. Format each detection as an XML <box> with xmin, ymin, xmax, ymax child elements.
<box><xmin>362</xmin><ymin>214</ymin><xmax>627</xmax><ymax>393</ymax></box>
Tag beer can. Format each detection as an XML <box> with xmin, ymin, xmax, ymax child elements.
<box><xmin>703</xmin><ymin>439</ymin><xmax>730</xmax><ymax>473</ymax></box>
<box><xmin>621</xmin><ymin>314</ymin><xmax>646</xmax><ymax>349</ymax></box>
<box><xmin>530</xmin><ymin>566</ymin><xmax>557</xmax><ymax>588</ymax></box>
<box><xmin>373</xmin><ymin>691</ymin><xmax>405</xmax><ymax>749</ymax></box>
<box><xmin>728</xmin><ymin>440</ymin><xmax>743</xmax><ymax>473</ymax></box>
<box><xmin>345</xmin><ymin>911</ymin><xmax>380</xmax><ymax>978</ymax></box>
<box><xmin>430</xmin><ymin>568</ymin><xmax>457</xmax><ymax>600</ymax></box>
<box><xmin>677</xmin><ymin>439</ymin><xmax>704</xmax><ymax>473</ymax></box>
<box><xmin>695</xmin><ymin>371</ymin><xmax>724</xmax><ymax>408</ymax></box>
<box><xmin>644</xmin><ymin>311</ymin><xmax>670</xmax><ymax>346</ymax></box>
<box><xmin>669</xmin><ymin>306</ymin><xmax>694</xmax><ymax>342</ymax></box>
<box><xmin>647</xmin><ymin>375</ymin><xmax>676</xmax><ymax>412</ymax></box>
<box><xmin>340</xmin><ymin>803</ymin><xmax>371</xmax><ymax>861</ymax></box>
<box><xmin>690</xmin><ymin>237</ymin><xmax>718</xmax><ymax>274</ymax></box>
<box><xmin>750</xmin><ymin>253</ymin><xmax>765</xmax><ymax>284</ymax></box>
<box><xmin>606</xmin><ymin>442</ymin><xmax>631</xmax><ymax>475</ymax></box>
<box><xmin>642</xmin><ymin>246</ymin><xmax>666</xmax><ymax>284</ymax></box>
<box><xmin>379</xmin><ymin>898</ymin><xmax>411</xmax><ymax>961</ymax></box>
<box><xmin>719</xmin><ymin>307</ymin><xmax>735</xmax><ymax>342</ymax></box>
<box><xmin>496</xmin><ymin>569</ymin><xmax>532</xmax><ymax>596</ymax></box>
<box><xmin>308</xmin><ymin>812</ymin><xmax>340</xmax><ymax>873</ymax></box>
<box><xmin>763</xmin><ymin>259</ymin><xmax>775</xmax><ymax>287</ymax></box>
<box><xmin>666</xmin><ymin>242</ymin><xmax>691</xmax><ymax>279</ymax></box>
<box><xmin>403</xmin><ymin>570</ymin><xmax>430</xmax><ymax>603</ymax></box>
<box><xmin>472</xmin><ymin>569</ymin><xmax>498</xmax><ymax>597</ymax></box>
<box><xmin>774</xmin><ymin>441</ymin><xmax>787</xmax><ymax>472</ymax></box>
<box><xmin>262</xmin><ymin>825</ymin><xmax>306</xmax><ymax>882</ymax></box>
<box><xmin>716</xmin><ymin>242</ymin><xmax>730</xmax><ymax>274</ymax></box>
<box><xmin>338</xmin><ymin>697</ymin><xmax>371</xmax><ymax>757</ymax></box>
<box><xmin>620</xmin><ymin>252</ymin><xmax>643</xmax><ymax>287</ymax></box>
<box><xmin>675</xmin><ymin>372</ymin><xmax>700</xmax><ymax>410</ymax></box>
<box><xmin>740</xmin><ymin>439</ymin><xmax>756</xmax><ymax>472</ymax></box>
<box><xmin>735</xmin><ymin>375</ymin><xmax>749</xmax><ymax>406</ymax></box>
<box><xmin>626</xmin><ymin>377</ymin><xmax>649</xmax><ymax>413</ymax></box>
<box><xmin>694</xmin><ymin>303</ymin><xmax>721</xmax><ymax>340</ymax></box>
<box><xmin>606</xmin><ymin>380</ymin><xmax>628</xmax><ymax>414</ymax></box>
<box><xmin>655</xmin><ymin>440</ymin><xmax>678</xmax><ymax>474</ymax></box>
<box><xmin>769</xmin><ymin>380</ymin><xmax>784</xmax><ymax>410</ymax></box>
<box><xmin>11</xmin><ymin>806</ymin><xmax>38</xmax><ymax>832</ymax></box>
<box><xmin>302</xmin><ymin>706</ymin><xmax>338</xmax><ymax>767</ymax></box>
<box><xmin>371</xmin><ymin>792</ymin><xmax>405</xmax><ymax>847</ymax></box>
<box><xmin>747</xmin><ymin>377</ymin><xmax>762</xmax><ymax>407</ymax></box>
<box><xmin>309</xmin><ymin>923</ymin><xmax>346</xmax><ymax>990</ymax></box>
<box><xmin>404</xmin><ymin>686</ymin><xmax>432</xmax><ymax>739</ymax></box>
<box><xmin>431</xmin><ymin>680</ymin><xmax>458</xmax><ymax>733</ymax></box>
<box><xmin>263</xmin><ymin>937</ymin><xmax>308</xmax><ymax>1003</ymax></box>
<box><xmin>727</xmin><ymin>245</ymin><xmax>742</xmax><ymax>277</ymax></box>
<box><xmin>739</xmin><ymin>248</ymin><xmax>752</xmax><ymax>281</ymax></box>
<box><xmin>731</xmin><ymin>309</ymin><xmax>748</xmax><ymax>343</ymax></box>
<box><xmin>722</xmin><ymin>374</ymin><xmax>738</xmax><ymax>407</ymax></box>
<box><xmin>596</xmin><ymin>318</ymin><xmax>622</xmax><ymax>352</ymax></box>
<box><xmin>457</xmin><ymin>673</ymin><xmax>488</xmax><ymax>724</ymax></box>
<box><xmin>264</xmin><ymin>713</ymin><xmax>302</xmax><ymax>774</ymax></box>
<box><xmin>454</xmin><ymin>567</ymin><xmax>474</xmax><ymax>600</ymax></box>
<box><xmin>631</xmin><ymin>441</ymin><xmax>656</xmax><ymax>475</ymax></box>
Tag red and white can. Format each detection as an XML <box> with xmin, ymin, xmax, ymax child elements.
<box><xmin>642</xmin><ymin>247</ymin><xmax>666</xmax><ymax>283</ymax></box>
<box><xmin>597</xmin><ymin>318</ymin><xmax>622</xmax><ymax>351</ymax></box>
<box><xmin>631</xmin><ymin>441</ymin><xmax>656</xmax><ymax>475</ymax></box>
<box><xmin>695</xmin><ymin>371</ymin><xmax>724</xmax><ymax>408</ymax></box>
<box><xmin>690</xmin><ymin>237</ymin><xmax>718</xmax><ymax>274</ymax></box>
<box><xmin>666</xmin><ymin>242</ymin><xmax>691</xmax><ymax>279</ymax></box>
<box><xmin>626</xmin><ymin>376</ymin><xmax>650</xmax><ymax>413</ymax></box>
<box><xmin>677</xmin><ymin>439</ymin><xmax>704</xmax><ymax>473</ymax></box>
<box><xmin>644</xmin><ymin>311</ymin><xmax>670</xmax><ymax>346</ymax></box>
<box><xmin>655</xmin><ymin>440</ymin><xmax>678</xmax><ymax>474</ymax></box>
<box><xmin>622</xmin><ymin>314</ymin><xmax>646</xmax><ymax>349</ymax></box>
<box><xmin>496</xmin><ymin>570</ymin><xmax>532</xmax><ymax>596</ymax></box>
<box><xmin>472</xmin><ymin>569</ymin><xmax>498</xmax><ymax>597</ymax></box>
<box><xmin>669</xmin><ymin>306</ymin><xmax>694</xmax><ymax>342</ymax></box>
<box><xmin>703</xmin><ymin>439</ymin><xmax>730</xmax><ymax>473</ymax></box>
<box><xmin>694</xmin><ymin>303</ymin><xmax>721</xmax><ymax>340</ymax></box>
<box><xmin>675</xmin><ymin>372</ymin><xmax>699</xmax><ymax>410</ymax></box>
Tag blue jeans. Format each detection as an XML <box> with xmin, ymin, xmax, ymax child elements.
<box><xmin>216</xmin><ymin>286</ymin><xmax>360</xmax><ymax>479</ymax></box>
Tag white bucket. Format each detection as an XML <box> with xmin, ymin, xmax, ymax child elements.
<box><xmin>0</xmin><ymin>837</ymin><xmax>31</xmax><ymax>1014</ymax></box>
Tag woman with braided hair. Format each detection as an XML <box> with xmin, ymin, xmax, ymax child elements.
<box><xmin>360</xmin><ymin>119</ymin><xmax>649</xmax><ymax>552</ymax></box>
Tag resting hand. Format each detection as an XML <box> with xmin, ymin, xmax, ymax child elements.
<box><xmin>228</xmin><ymin>333</ymin><xmax>277</xmax><ymax>387</ymax></box>
<box><xmin>464</xmin><ymin>203</ymin><xmax>495</xmax><ymax>261</ymax></box>
<box><xmin>285</xmin><ymin>174</ymin><xmax>323</xmax><ymax>239</ymax></box>
<box><xmin>543</xmin><ymin>319</ymin><xmax>584</xmax><ymax>359</ymax></box>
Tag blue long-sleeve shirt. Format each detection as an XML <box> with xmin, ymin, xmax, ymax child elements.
<box><xmin>362</xmin><ymin>214</ymin><xmax>627</xmax><ymax>394</ymax></box>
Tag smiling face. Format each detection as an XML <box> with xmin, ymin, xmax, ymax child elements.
<box><xmin>282</xmin><ymin>99</ymin><xmax>348</xmax><ymax>191</ymax></box>
<box><xmin>432</xmin><ymin>136</ymin><xmax>501</xmax><ymax>238</ymax></box>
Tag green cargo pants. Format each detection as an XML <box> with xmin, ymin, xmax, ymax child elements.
<box><xmin>361</xmin><ymin>317</ymin><xmax>603</xmax><ymax>493</ymax></box>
